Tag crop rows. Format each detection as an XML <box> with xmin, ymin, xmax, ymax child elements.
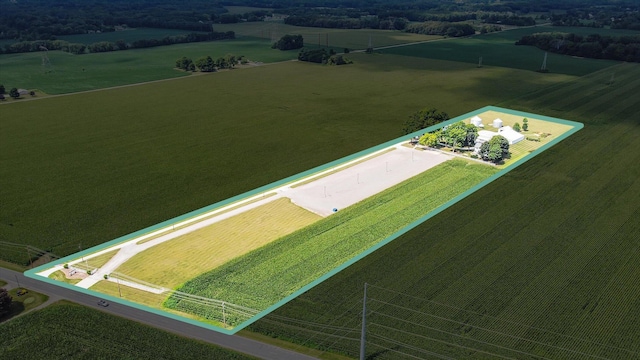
<box><xmin>0</xmin><ymin>301</ymin><xmax>254</xmax><ymax>359</ymax></box>
<box><xmin>245</xmin><ymin>62</ymin><xmax>640</xmax><ymax>358</ymax></box>
<box><xmin>165</xmin><ymin>160</ymin><xmax>497</xmax><ymax>322</ymax></box>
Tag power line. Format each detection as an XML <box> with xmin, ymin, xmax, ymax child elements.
<box><xmin>367</xmin><ymin>298</ymin><xmax>612</xmax><ymax>360</ymax></box>
<box><xmin>368</xmin><ymin>333</ymin><xmax>456</xmax><ymax>360</ymax></box>
<box><xmin>370</xmin><ymin>311</ymin><xmax>553</xmax><ymax>360</ymax></box>
<box><xmin>367</xmin><ymin>284</ymin><xmax>638</xmax><ymax>356</ymax></box>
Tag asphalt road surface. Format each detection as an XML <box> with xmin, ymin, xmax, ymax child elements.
<box><xmin>0</xmin><ymin>268</ymin><xmax>318</xmax><ymax>360</ymax></box>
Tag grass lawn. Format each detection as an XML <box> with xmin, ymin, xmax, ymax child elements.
<box><xmin>379</xmin><ymin>26</ymin><xmax>621</xmax><ymax>76</ymax></box>
<box><xmin>0</xmin><ymin>301</ymin><xmax>257</xmax><ymax>359</ymax></box>
<box><xmin>248</xmin><ymin>62</ymin><xmax>640</xmax><ymax>359</ymax></box>
<box><xmin>115</xmin><ymin>198</ymin><xmax>321</xmax><ymax>289</ymax></box>
<box><xmin>0</xmin><ymin>54</ymin><xmax>575</xmax><ymax>265</ymax></box>
<box><xmin>165</xmin><ymin>160</ymin><xmax>498</xmax><ymax>321</ymax></box>
<box><xmin>0</xmin><ymin>280</ymin><xmax>6</xmax><ymax>287</ymax></box>
<box><xmin>0</xmin><ymin>37</ymin><xmax>298</xmax><ymax>94</ymax></box>
<box><xmin>48</xmin><ymin>270</ymin><xmax>81</xmax><ymax>285</ymax></box>
<box><xmin>0</xmin><ymin>288</ymin><xmax>49</xmax><ymax>322</ymax></box>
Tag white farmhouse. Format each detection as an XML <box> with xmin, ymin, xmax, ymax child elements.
<box><xmin>473</xmin><ymin>126</ymin><xmax>524</xmax><ymax>153</ymax></box>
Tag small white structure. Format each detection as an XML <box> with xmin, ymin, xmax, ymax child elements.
<box><xmin>497</xmin><ymin>126</ymin><xmax>524</xmax><ymax>145</ymax></box>
<box><xmin>474</xmin><ymin>126</ymin><xmax>524</xmax><ymax>153</ymax></box>
<box><xmin>492</xmin><ymin>118</ymin><xmax>503</xmax><ymax>128</ymax></box>
<box><xmin>470</xmin><ymin>116</ymin><xmax>484</xmax><ymax>127</ymax></box>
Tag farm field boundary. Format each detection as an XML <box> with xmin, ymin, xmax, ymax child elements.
<box><xmin>26</xmin><ymin>106</ymin><xmax>582</xmax><ymax>334</ymax></box>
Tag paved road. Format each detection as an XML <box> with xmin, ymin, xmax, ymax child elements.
<box><xmin>0</xmin><ymin>268</ymin><xmax>318</xmax><ymax>360</ymax></box>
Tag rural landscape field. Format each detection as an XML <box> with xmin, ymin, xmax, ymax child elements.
<box><xmin>2</xmin><ymin>0</ymin><xmax>640</xmax><ymax>359</ymax></box>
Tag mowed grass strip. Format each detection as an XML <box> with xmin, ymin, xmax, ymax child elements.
<box><xmin>249</xmin><ymin>63</ymin><xmax>640</xmax><ymax>358</ymax></box>
<box><xmin>116</xmin><ymin>198</ymin><xmax>321</xmax><ymax>289</ymax></box>
<box><xmin>0</xmin><ymin>54</ymin><xmax>575</xmax><ymax>265</ymax></box>
<box><xmin>0</xmin><ymin>301</ymin><xmax>256</xmax><ymax>360</ymax></box>
<box><xmin>165</xmin><ymin>160</ymin><xmax>498</xmax><ymax>317</ymax></box>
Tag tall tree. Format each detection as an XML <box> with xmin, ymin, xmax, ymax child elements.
<box><xmin>9</xmin><ymin>87</ymin><xmax>19</xmax><ymax>99</ymax></box>
<box><xmin>418</xmin><ymin>132</ymin><xmax>439</xmax><ymax>148</ymax></box>
<box><xmin>0</xmin><ymin>84</ymin><xmax>5</xmax><ymax>94</ymax></box>
<box><xmin>0</xmin><ymin>288</ymin><xmax>12</xmax><ymax>317</ymax></box>
<box><xmin>522</xmin><ymin>118</ymin><xmax>529</xmax><ymax>131</ymax></box>
<box><xmin>402</xmin><ymin>108</ymin><xmax>449</xmax><ymax>134</ymax></box>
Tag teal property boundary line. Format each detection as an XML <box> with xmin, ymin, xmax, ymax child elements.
<box><xmin>25</xmin><ymin>105</ymin><xmax>583</xmax><ymax>335</ymax></box>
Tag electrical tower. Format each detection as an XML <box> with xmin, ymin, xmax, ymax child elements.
<box><xmin>40</xmin><ymin>46</ymin><xmax>52</xmax><ymax>73</ymax></box>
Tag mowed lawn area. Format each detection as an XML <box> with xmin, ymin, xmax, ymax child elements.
<box><xmin>379</xmin><ymin>25</ymin><xmax>626</xmax><ymax>76</ymax></box>
<box><xmin>0</xmin><ymin>301</ymin><xmax>256</xmax><ymax>359</ymax></box>
<box><xmin>0</xmin><ymin>37</ymin><xmax>297</xmax><ymax>94</ymax></box>
<box><xmin>0</xmin><ymin>54</ymin><xmax>577</xmax><ymax>265</ymax></box>
<box><xmin>115</xmin><ymin>198</ymin><xmax>321</xmax><ymax>289</ymax></box>
<box><xmin>248</xmin><ymin>62</ymin><xmax>640</xmax><ymax>359</ymax></box>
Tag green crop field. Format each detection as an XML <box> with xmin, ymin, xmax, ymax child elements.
<box><xmin>247</xmin><ymin>62</ymin><xmax>640</xmax><ymax>359</ymax></box>
<box><xmin>0</xmin><ymin>37</ymin><xmax>297</xmax><ymax>94</ymax></box>
<box><xmin>0</xmin><ymin>301</ymin><xmax>255</xmax><ymax>359</ymax></box>
<box><xmin>0</xmin><ymin>53</ymin><xmax>576</xmax><ymax>266</ymax></box>
<box><xmin>379</xmin><ymin>26</ymin><xmax>624</xmax><ymax>76</ymax></box>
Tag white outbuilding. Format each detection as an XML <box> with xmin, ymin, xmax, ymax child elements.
<box><xmin>497</xmin><ymin>126</ymin><xmax>525</xmax><ymax>144</ymax></box>
<box><xmin>470</xmin><ymin>115</ymin><xmax>484</xmax><ymax>127</ymax></box>
<box><xmin>492</xmin><ymin>118</ymin><xmax>503</xmax><ymax>128</ymax></box>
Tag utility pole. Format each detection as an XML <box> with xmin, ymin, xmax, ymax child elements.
<box><xmin>359</xmin><ymin>282</ymin><xmax>368</xmax><ymax>360</ymax></box>
<box><xmin>541</xmin><ymin>52</ymin><xmax>548</xmax><ymax>71</ymax></box>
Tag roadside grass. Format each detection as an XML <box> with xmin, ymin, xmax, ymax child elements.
<box><xmin>165</xmin><ymin>160</ymin><xmax>498</xmax><ymax>317</ymax></box>
<box><xmin>248</xmin><ymin>62</ymin><xmax>640</xmax><ymax>358</ymax></box>
<box><xmin>0</xmin><ymin>54</ymin><xmax>576</xmax><ymax>265</ymax></box>
<box><xmin>211</xmin><ymin>22</ymin><xmax>441</xmax><ymax>49</ymax></box>
<box><xmin>0</xmin><ymin>288</ymin><xmax>49</xmax><ymax>322</ymax></box>
<box><xmin>0</xmin><ymin>259</ymin><xmax>26</xmax><ymax>272</ymax></box>
<box><xmin>0</xmin><ymin>301</ymin><xmax>258</xmax><ymax>359</ymax></box>
<box><xmin>48</xmin><ymin>270</ymin><xmax>81</xmax><ymax>285</ymax></box>
<box><xmin>116</xmin><ymin>198</ymin><xmax>321</xmax><ymax>289</ymax></box>
<box><xmin>0</xmin><ymin>37</ymin><xmax>297</xmax><ymax>94</ymax></box>
<box><xmin>0</xmin><ymin>280</ymin><xmax>6</xmax><ymax>287</ymax></box>
<box><xmin>71</xmin><ymin>248</ymin><xmax>120</xmax><ymax>270</ymax></box>
<box><xmin>378</xmin><ymin>25</ymin><xmax>622</xmax><ymax>76</ymax></box>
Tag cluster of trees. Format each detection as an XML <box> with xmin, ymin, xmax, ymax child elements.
<box><xmin>417</xmin><ymin>122</ymin><xmax>509</xmax><ymax>163</ymax></box>
<box><xmin>272</xmin><ymin>34</ymin><xmax>304</xmax><ymax>51</ymax></box>
<box><xmin>0</xmin><ymin>288</ymin><xmax>11</xmax><ymax>318</ymax></box>
<box><xmin>175</xmin><ymin>54</ymin><xmax>243</xmax><ymax>72</ymax></box>
<box><xmin>479</xmin><ymin>135</ymin><xmax>510</xmax><ymax>163</ymax></box>
<box><xmin>0</xmin><ymin>0</ymin><xmax>229</xmax><ymax>42</ymax></box>
<box><xmin>406</xmin><ymin>22</ymin><xmax>475</xmax><ymax>37</ymax></box>
<box><xmin>0</xmin><ymin>85</ymin><xmax>30</xmax><ymax>100</ymax></box>
<box><xmin>402</xmin><ymin>108</ymin><xmax>450</xmax><ymax>134</ymax></box>
<box><xmin>296</xmin><ymin>48</ymin><xmax>352</xmax><ymax>65</ymax></box>
<box><xmin>551</xmin><ymin>6</ymin><xmax>640</xmax><ymax>30</ymax></box>
<box><xmin>212</xmin><ymin>10</ymin><xmax>273</xmax><ymax>24</ymax></box>
<box><xmin>284</xmin><ymin>15</ymin><xmax>408</xmax><ymax>30</ymax></box>
<box><xmin>516</xmin><ymin>32</ymin><xmax>640</xmax><ymax>62</ymax></box>
<box><xmin>480</xmin><ymin>14</ymin><xmax>536</xmax><ymax>26</ymax></box>
<box><xmin>1</xmin><ymin>31</ymin><xmax>235</xmax><ymax>55</ymax></box>
<box><xmin>419</xmin><ymin>121</ymin><xmax>479</xmax><ymax>152</ymax></box>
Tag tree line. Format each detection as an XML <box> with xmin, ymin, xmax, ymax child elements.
<box><xmin>0</xmin><ymin>31</ymin><xmax>234</xmax><ymax>55</ymax></box>
<box><xmin>405</xmin><ymin>22</ymin><xmax>475</xmax><ymax>37</ymax></box>
<box><xmin>175</xmin><ymin>54</ymin><xmax>245</xmax><ymax>72</ymax></box>
<box><xmin>516</xmin><ymin>32</ymin><xmax>640</xmax><ymax>62</ymax></box>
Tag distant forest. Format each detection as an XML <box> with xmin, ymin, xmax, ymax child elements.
<box><xmin>1</xmin><ymin>0</ymin><xmax>639</xmax><ymax>53</ymax></box>
<box><xmin>516</xmin><ymin>32</ymin><xmax>640</xmax><ymax>62</ymax></box>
